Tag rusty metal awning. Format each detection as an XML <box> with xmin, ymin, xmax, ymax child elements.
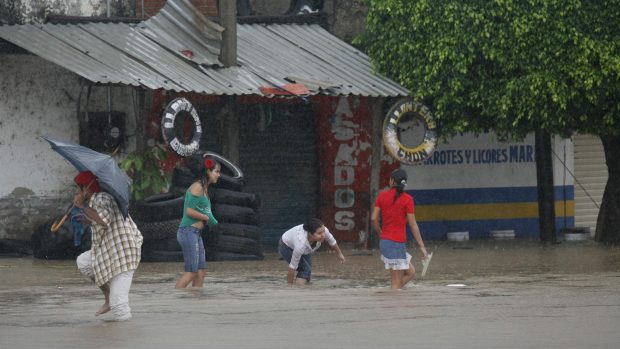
<box><xmin>0</xmin><ymin>0</ymin><xmax>408</xmax><ymax>97</ymax></box>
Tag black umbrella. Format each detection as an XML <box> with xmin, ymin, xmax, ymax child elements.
<box><xmin>42</xmin><ymin>136</ymin><xmax>131</xmax><ymax>218</ymax></box>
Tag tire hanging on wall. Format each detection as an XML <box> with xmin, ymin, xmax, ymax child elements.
<box><xmin>383</xmin><ymin>98</ymin><xmax>438</xmax><ymax>164</ymax></box>
<box><xmin>161</xmin><ymin>97</ymin><xmax>202</xmax><ymax>157</ymax></box>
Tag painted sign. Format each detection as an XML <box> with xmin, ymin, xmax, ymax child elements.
<box><xmin>400</xmin><ymin>132</ymin><xmax>575</xmax><ymax>239</ymax></box>
<box><xmin>317</xmin><ymin>96</ymin><xmax>372</xmax><ymax>242</ymax></box>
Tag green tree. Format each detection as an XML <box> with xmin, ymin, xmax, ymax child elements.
<box><xmin>357</xmin><ymin>0</ymin><xmax>620</xmax><ymax>244</ymax></box>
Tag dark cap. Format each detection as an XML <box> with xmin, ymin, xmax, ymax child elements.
<box><xmin>390</xmin><ymin>169</ymin><xmax>407</xmax><ymax>187</ymax></box>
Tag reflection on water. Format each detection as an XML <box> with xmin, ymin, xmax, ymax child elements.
<box><xmin>2</xmin><ymin>240</ymin><xmax>620</xmax><ymax>291</ymax></box>
<box><xmin>1</xmin><ymin>240</ymin><xmax>620</xmax><ymax>349</ymax></box>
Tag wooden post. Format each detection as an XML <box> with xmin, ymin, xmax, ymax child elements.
<box><xmin>219</xmin><ymin>0</ymin><xmax>237</xmax><ymax>67</ymax></box>
<box><xmin>220</xmin><ymin>97</ymin><xmax>239</xmax><ymax>164</ymax></box>
<box><xmin>368</xmin><ymin>97</ymin><xmax>384</xmax><ymax>249</ymax></box>
<box><xmin>134</xmin><ymin>88</ymin><xmax>147</xmax><ymax>153</ymax></box>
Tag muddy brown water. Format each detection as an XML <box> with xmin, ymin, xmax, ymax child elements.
<box><xmin>1</xmin><ymin>240</ymin><xmax>620</xmax><ymax>349</ymax></box>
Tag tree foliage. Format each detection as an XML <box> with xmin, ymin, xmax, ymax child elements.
<box><xmin>358</xmin><ymin>0</ymin><xmax>620</xmax><ymax>244</ymax></box>
<box><xmin>357</xmin><ymin>0</ymin><xmax>620</xmax><ymax>139</ymax></box>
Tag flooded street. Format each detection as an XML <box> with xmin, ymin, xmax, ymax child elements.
<box><xmin>2</xmin><ymin>240</ymin><xmax>620</xmax><ymax>349</ymax></box>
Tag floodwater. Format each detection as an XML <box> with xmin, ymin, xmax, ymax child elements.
<box><xmin>1</xmin><ymin>240</ymin><xmax>620</xmax><ymax>349</ymax></box>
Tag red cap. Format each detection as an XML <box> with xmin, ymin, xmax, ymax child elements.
<box><xmin>74</xmin><ymin>171</ymin><xmax>101</xmax><ymax>192</ymax></box>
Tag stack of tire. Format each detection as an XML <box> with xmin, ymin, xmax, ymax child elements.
<box><xmin>132</xmin><ymin>151</ymin><xmax>263</xmax><ymax>262</ymax></box>
<box><xmin>130</xmin><ymin>193</ymin><xmax>185</xmax><ymax>262</ymax></box>
<box><xmin>31</xmin><ymin>217</ymin><xmax>91</xmax><ymax>260</ymax></box>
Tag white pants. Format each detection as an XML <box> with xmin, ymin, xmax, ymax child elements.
<box><xmin>77</xmin><ymin>250</ymin><xmax>135</xmax><ymax>321</ymax></box>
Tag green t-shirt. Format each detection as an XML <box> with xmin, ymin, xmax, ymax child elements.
<box><xmin>179</xmin><ymin>189</ymin><xmax>218</xmax><ymax>228</ymax></box>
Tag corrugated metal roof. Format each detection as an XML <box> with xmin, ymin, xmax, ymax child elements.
<box><xmin>0</xmin><ymin>0</ymin><xmax>408</xmax><ymax>97</ymax></box>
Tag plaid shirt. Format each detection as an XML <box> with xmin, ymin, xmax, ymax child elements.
<box><xmin>88</xmin><ymin>192</ymin><xmax>143</xmax><ymax>286</ymax></box>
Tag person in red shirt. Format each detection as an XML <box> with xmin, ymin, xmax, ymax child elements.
<box><xmin>371</xmin><ymin>169</ymin><xmax>428</xmax><ymax>289</ymax></box>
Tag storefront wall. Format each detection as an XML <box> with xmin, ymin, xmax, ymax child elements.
<box><xmin>403</xmin><ymin>133</ymin><xmax>575</xmax><ymax>240</ymax></box>
<box><xmin>315</xmin><ymin>95</ymin><xmax>576</xmax><ymax>242</ymax></box>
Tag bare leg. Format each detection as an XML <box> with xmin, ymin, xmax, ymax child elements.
<box><xmin>191</xmin><ymin>269</ymin><xmax>207</xmax><ymax>287</ymax></box>
<box><xmin>390</xmin><ymin>270</ymin><xmax>403</xmax><ymax>289</ymax></box>
<box><xmin>175</xmin><ymin>272</ymin><xmax>197</xmax><ymax>289</ymax></box>
<box><xmin>96</xmin><ymin>283</ymin><xmax>111</xmax><ymax>315</ymax></box>
<box><xmin>400</xmin><ymin>263</ymin><xmax>416</xmax><ymax>288</ymax></box>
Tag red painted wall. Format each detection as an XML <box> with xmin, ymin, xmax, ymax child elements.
<box><xmin>315</xmin><ymin>95</ymin><xmax>400</xmax><ymax>242</ymax></box>
<box><xmin>315</xmin><ymin>96</ymin><xmax>371</xmax><ymax>242</ymax></box>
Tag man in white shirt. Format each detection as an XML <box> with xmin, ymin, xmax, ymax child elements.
<box><xmin>278</xmin><ymin>218</ymin><xmax>346</xmax><ymax>285</ymax></box>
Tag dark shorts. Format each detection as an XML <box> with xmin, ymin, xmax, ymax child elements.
<box><xmin>278</xmin><ymin>239</ymin><xmax>312</xmax><ymax>281</ymax></box>
<box><xmin>177</xmin><ymin>226</ymin><xmax>206</xmax><ymax>272</ymax></box>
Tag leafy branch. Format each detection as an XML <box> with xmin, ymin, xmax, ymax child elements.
<box><xmin>120</xmin><ymin>145</ymin><xmax>171</xmax><ymax>201</ymax></box>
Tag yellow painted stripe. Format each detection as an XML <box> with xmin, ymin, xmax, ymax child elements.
<box><xmin>416</xmin><ymin>201</ymin><xmax>574</xmax><ymax>222</ymax></box>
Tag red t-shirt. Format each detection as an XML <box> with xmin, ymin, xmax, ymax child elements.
<box><xmin>374</xmin><ymin>188</ymin><xmax>414</xmax><ymax>243</ymax></box>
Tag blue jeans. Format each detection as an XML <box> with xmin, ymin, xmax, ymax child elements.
<box><xmin>177</xmin><ymin>226</ymin><xmax>206</xmax><ymax>272</ymax></box>
<box><xmin>278</xmin><ymin>239</ymin><xmax>312</xmax><ymax>281</ymax></box>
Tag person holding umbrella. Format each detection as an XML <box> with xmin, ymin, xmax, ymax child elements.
<box><xmin>74</xmin><ymin>170</ymin><xmax>143</xmax><ymax>321</ymax></box>
<box><xmin>42</xmin><ymin>137</ymin><xmax>142</xmax><ymax>320</ymax></box>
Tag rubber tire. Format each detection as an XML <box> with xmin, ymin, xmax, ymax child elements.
<box><xmin>383</xmin><ymin>98</ymin><xmax>437</xmax><ymax>164</ymax></box>
<box><xmin>170</xmin><ymin>165</ymin><xmax>247</xmax><ymax>193</ymax></box>
<box><xmin>0</xmin><ymin>239</ymin><xmax>32</xmax><ymax>256</ymax></box>
<box><xmin>161</xmin><ymin>97</ymin><xmax>202</xmax><ymax>157</ymax></box>
<box><xmin>212</xmin><ymin>204</ymin><xmax>259</xmax><ymax>225</ymax></box>
<box><xmin>208</xmin><ymin>223</ymin><xmax>261</xmax><ymax>241</ymax></box>
<box><xmin>141</xmin><ymin>249</ymin><xmax>184</xmax><ymax>262</ymax></box>
<box><xmin>210</xmin><ymin>188</ymin><xmax>260</xmax><ymax>209</ymax></box>
<box><xmin>130</xmin><ymin>193</ymin><xmax>184</xmax><ymax>222</ymax></box>
<box><xmin>170</xmin><ymin>166</ymin><xmax>196</xmax><ymax>191</ymax></box>
<box><xmin>31</xmin><ymin>219</ymin><xmax>86</xmax><ymax>260</ymax></box>
<box><xmin>186</xmin><ymin>151</ymin><xmax>244</xmax><ymax>191</ymax></box>
<box><xmin>214</xmin><ymin>234</ymin><xmax>262</xmax><ymax>255</ymax></box>
<box><xmin>212</xmin><ymin>252</ymin><xmax>264</xmax><ymax>261</ymax></box>
<box><xmin>142</xmin><ymin>237</ymin><xmax>181</xmax><ymax>252</ymax></box>
<box><xmin>136</xmin><ymin>219</ymin><xmax>180</xmax><ymax>241</ymax></box>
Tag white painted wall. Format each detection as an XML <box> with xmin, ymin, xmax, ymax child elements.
<box><xmin>0</xmin><ymin>54</ymin><xmax>140</xmax><ymax>240</ymax></box>
<box><xmin>5</xmin><ymin>1</ymin><xmax>134</xmax><ymax>24</ymax></box>
<box><xmin>11</xmin><ymin>0</ymin><xmax>105</xmax><ymax>23</ymax></box>
<box><xmin>0</xmin><ymin>54</ymin><xmax>81</xmax><ymax>197</ymax></box>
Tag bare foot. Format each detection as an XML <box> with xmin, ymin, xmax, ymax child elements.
<box><xmin>95</xmin><ymin>303</ymin><xmax>110</xmax><ymax>316</ymax></box>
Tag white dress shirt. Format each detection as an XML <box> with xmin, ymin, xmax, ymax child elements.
<box><xmin>281</xmin><ymin>224</ymin><xmax>337</xmax><ymax>270</ymax></box>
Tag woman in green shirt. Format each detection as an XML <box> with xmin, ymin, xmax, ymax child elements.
<box><xmin>175</xmin><ymin>157</ymin><xmax>221</xmax><ymax>289</ymax></box>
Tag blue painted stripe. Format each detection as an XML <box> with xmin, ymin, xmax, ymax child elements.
<box><xmin>411</xmin><ymin>217</ymin><xmax>575</xmax><ymax>240</ymax></box>
<box><xmin>409</xmin><ymin>185</ymin><xmax>574</xmax><ymax>205</ymax></box>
